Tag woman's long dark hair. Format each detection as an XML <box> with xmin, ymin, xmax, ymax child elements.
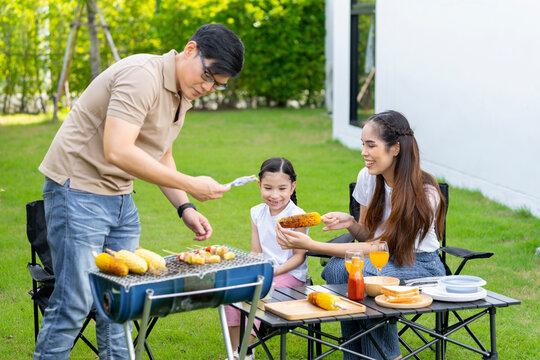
<box><xmin>258</xmin><ymin>157</ymin><xmax>298</xmax><ymax>204</ymax></box>
<box><xmin>364</xmin><ymin>111</ymin><xmax>446</xmax><ymax>266</ymax></box>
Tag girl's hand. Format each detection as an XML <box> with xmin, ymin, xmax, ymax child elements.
<box><xmin>321</xmin><ymin>212</ymin><xmax>355</xmax><ymax>231</ymax></box>
<box><xmin>276</xmin><ymin>223</ymin><xmax>313</xmax><ymax>250</ymax></box>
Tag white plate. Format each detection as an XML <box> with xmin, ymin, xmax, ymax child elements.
<box><xmin>421</xmin><ymin>285</ymin><xmax>487</xmax><ymax>302</ymax></box>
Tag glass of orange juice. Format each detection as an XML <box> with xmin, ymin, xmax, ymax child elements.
<box><xmin>345</xmin><ymin>250</ymin><xmax>364</xmax><ymax>274</ymax></box>
<box><xmin>370</xmin><ymin>241</ymin><xmax>389</xmax><ymax>276</ymax></box>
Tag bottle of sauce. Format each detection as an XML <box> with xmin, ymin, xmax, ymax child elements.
<box><xmin>348</xmin><ymin>257</ymin><xmax>365</xmax><ymax>301</ymax></box>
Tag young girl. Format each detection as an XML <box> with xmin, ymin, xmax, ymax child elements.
<box><xmin>224</xmin><ymin>157</ymin><xmax>308</xmax><ymax>360</ymax></box>
<box><xmin>277</xmin><ymin>111</ymin><xmax>446</xmax><ymax>360</ymax></box>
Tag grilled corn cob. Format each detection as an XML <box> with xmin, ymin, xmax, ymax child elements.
<box><xmin>134</xmin><ymin>247</ymin><xmax>168</xmax><ymax>274</ymax></box>
<box><xmin>307</xmin><ymin>292</ymin><xmax>346</xmax><ymax>311</ymax></box>
<box><xmin>278</xmin><ymin>212</ymin><xmax>321</xmax><ymax>228</ymax></box>
<box><xmin>106</xmin><ymin>249</ymin><xmax>148</xmax><ymax>274</ymax></box>
<box><xmin>93</xmin><ymin>251</ymin><xmax>129</xmax><ymax>276</ymax></box>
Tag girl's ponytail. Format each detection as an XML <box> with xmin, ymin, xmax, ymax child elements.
<box><xmin>290</xmin><ymin>191</ymin><xmax>298</xmax><ymax>205</ymax></box>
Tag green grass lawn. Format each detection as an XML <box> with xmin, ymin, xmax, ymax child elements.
<box><xmin>0</xmin><ymin>109</ymin><xmax>538</xmax><ymax>359</ymax></box>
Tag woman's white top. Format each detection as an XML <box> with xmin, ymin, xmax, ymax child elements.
<box><xmin>352</xmin><ymin>167</ymin><xmax>441</xmax><ymax>253</ymax></box>
<box><xmin>251</xmin><ymin>201</ymin><xmax>308</xmax><ymax>281</ymax></box>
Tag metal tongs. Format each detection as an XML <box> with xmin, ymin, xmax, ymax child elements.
<box><xmin>225</xmin><ymin>175</ymin><xmax>258</xmax><ymax>187</ymax></box>
<box><xmin>404</xmin><ymin>276</ymin><xmax>443</xmax><ymax>289</ymax></box>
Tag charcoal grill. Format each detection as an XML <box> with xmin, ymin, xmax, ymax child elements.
<box><xmin>88</xmin><ymin>247</ymin><xmax>273</xmax><ymax>360</ymax></box>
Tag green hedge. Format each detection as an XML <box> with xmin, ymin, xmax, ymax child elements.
<box><xmin>0</xmin><ymin>0</ymin><xmax>326</xmax><ymax>113</ymax></box>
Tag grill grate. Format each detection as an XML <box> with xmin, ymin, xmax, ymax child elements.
<box><xmin>88</xmin><ymin>246</ymin><xmax>268</xmax><ymax>289</ymax></box>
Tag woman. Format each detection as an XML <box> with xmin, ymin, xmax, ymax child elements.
<box><xmin>277</xmin><ymin>110</ymin><xmax>446</xmax><ymax>360</ymax></box>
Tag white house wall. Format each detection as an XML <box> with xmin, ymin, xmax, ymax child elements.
<box><xmin>330</xmin><ymin>0</ymin><xmax>540</xmax><ymax>217</ymax></box>
<box><xmin>329</xmin><ymin>0</ymin><xmax>363</xmax><ymax>148</ymax></box>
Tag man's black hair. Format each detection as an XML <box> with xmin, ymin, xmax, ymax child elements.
<box><xmin>190</xmin><ymin>23</ymin><xmax>244</xmax><ymax>78</ymax></box>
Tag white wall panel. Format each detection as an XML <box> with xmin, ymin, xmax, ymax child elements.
<box><xmin>332</xmin><ymin>0</ymin><xmax>540</xmax><ymax>216</ymax></box>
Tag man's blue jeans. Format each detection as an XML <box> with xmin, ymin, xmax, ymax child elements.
<box><xmin>33</xmin><ymin>178</ymin><xmax>141</xmax><ymax>360</ymax></box>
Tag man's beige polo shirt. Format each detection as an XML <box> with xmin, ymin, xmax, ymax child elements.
<box><xmin>39</xmin><ymin>50</ymin><xmax>193</xmax><ymax>195</ymax></box>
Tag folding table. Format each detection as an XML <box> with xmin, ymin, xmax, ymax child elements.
<box><xmin>234</xmin><ymin>283</ymin><xmax>520</xmax><ymax>360</ymax></box>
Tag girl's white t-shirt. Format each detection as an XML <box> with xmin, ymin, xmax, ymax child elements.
<box><xmin>251</xmin><ymin>201</ymin><xmax>308</xmax><ymax>282</ymax></box>
<box><xmin>352</xmin><ymin>167</ymin><xmax>441</xmax><ymax>253</ymax></box>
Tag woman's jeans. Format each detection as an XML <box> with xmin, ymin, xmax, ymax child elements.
<box><xmin>321</xmin><ymin>251</ymin><xmax>445</xmax><ymax>360</ymax></box>
<box><xmin>33</xmin><ymin>178</ymin><xmax>141</xmax><ymax>360</ymax></box>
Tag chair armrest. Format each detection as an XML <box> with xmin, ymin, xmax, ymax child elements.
<box><xmin>440</xmin><ymin>246</ymin><xmax>494</xmax><ymax>275</ymax></box>
<box><xmin>306</xmin><ymin>233</ymin><xmax>354</xmax><ymax>258</ymax></box>
<box><xmin>28</xmin><ymin>283</ymin><xmax>54</xmax><ymax>310</ymax></box>
<box><xmin>440</xmin><ymin>246</ymin><xmax>494</xmax><ymax>260</ymax></box>
<box><xmin>27</xmin><ymin>263</ymin><xmax>55</xmax><ymax>282</ymax></box>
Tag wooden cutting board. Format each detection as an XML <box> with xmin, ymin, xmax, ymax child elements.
<box><xmin>374</xmin><ymin>294</ymin><xmax>433</xmax><ymax>309</ymax></box>
<box><xmin>264</xmin><ymin>296</ymin><xmax>366</xmax><ymax>320</ymax></box>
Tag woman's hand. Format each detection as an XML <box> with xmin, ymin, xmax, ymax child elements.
<box><xmin>321</xmin><ymin>212</ymin><xmax>355</xmax><ymax>231</ymax></box>
<box><xmin>276</xmin><ymin>223</ymin><xmax>314</xmax><ymax>250</ymax></box>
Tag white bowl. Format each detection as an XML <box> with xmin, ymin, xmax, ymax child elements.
<box><xmin>438</xmin><ymin>275</ymin><xmax>486</xmax><ymax>294</ymax></box>
<box><xmin>364</xmin><ymin>276</ymin><xmax>400</xmax><ymax>297</ymax></box>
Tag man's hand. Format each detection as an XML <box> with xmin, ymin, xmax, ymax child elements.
<box><xmin>181</xmin><ymin>208</ymin><xmax>212</xmax><ymax>241</ymax></box>
<box><xmin>188</xmin><ymin>176</ymin><xmax>230</xmax><ymax>202</ymax></box>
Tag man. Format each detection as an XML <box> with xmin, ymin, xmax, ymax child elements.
<box><xmin>34</xmin><ymin>24</ymin><xmax>244</xmax><ymax>359</ymax></box>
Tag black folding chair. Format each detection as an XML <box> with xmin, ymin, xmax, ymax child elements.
<box><xmin>399</xmin><ymin>183</ymin><xmax>493</xmax><ymax>359</ymax></box>
<box><xmin>306</xmin><ymin>182</ymin><xmax>494</xmax><ymax>359</ymax></box>
<box><xmin>26</xmin><ymin>200</ymin><xmax>159</xmax><ymax>358</ymax></box>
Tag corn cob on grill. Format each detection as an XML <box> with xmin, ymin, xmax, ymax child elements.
<box><xmin>278</xmin><ymin>212</ymin><xmax>322</xmax><ymax>228</ymax></box>
<box><xmin>94</xmin><ymin>252</ymin><xmax>129</xmax><ymax>276</ymax></box>
<box><xmin>134</xmin><ymin>248</ymin><xmax>168</xmax><ymax>274</ymax></box>
<box><xmin>307</xmin><ymin>291</ymin><xmax>346</xmax><ymax>311</ymax></box>
<box><xmin>107</xmin><ymin>249</ymin><xmax>148</xmax><ymax>274</ymax></box>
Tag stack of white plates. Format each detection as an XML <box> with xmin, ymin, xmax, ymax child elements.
<box><xmin>420</xmin><ymin>275</ymin><xmax>487</xmax><ymax>302</ymax></box>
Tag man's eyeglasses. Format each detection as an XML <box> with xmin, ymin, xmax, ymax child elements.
<box><xmin>199</xmin><ymin>51</ymin><xmax>228</xmax><ymax>91</ymax></box>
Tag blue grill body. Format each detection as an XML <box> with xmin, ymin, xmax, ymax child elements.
<box><xmin>88</xmin><ymin>248</ymin><xmax>273</xmax><ymax>323</ymax></box>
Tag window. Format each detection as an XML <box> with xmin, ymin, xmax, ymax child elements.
<box><xmin>350</xmin><ymin>2</ymin><xmax>376</xmax><ymax>127</ymax></box>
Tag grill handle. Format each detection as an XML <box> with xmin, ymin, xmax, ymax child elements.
<box><xmin>147</xmin><ymin>279</ymin><xmax>264</xmax><ymax>300</ymax></box>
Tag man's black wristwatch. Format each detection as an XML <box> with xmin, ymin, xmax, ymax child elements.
<box><xmin>177</xmin><ymin>202</ymin><xmax>197</xmax><ymax>218</ymax></box>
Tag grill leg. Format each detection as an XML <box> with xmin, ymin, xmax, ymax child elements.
<box><xmin>124</xmin><ymin>322</ymin><xmax>135</xmax><ymax>360</ymax></box>
<box><xmin>238</xmin><ymin>275</ymin><xmax>264</xmax><ymax>360</ymax></box>
<box><xmin>135</xmin><ymin>289</ymin><xmax>154</xmax><ymax>360</ymax></box>
<box><xmin>219</xmin><ymin>304</ymin><xmax>235</xmax><ymax>360</ymax></box>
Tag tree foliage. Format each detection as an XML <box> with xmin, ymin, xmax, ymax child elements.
<box><xmin>1</xmin><ymin>0</ymin><xmax>49</xmax><ymax>113</ymax></box>
<box><xmin>0</xmin><ymin>0</ymin><xmax>326</xmax><ymax>114</ymax></box>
